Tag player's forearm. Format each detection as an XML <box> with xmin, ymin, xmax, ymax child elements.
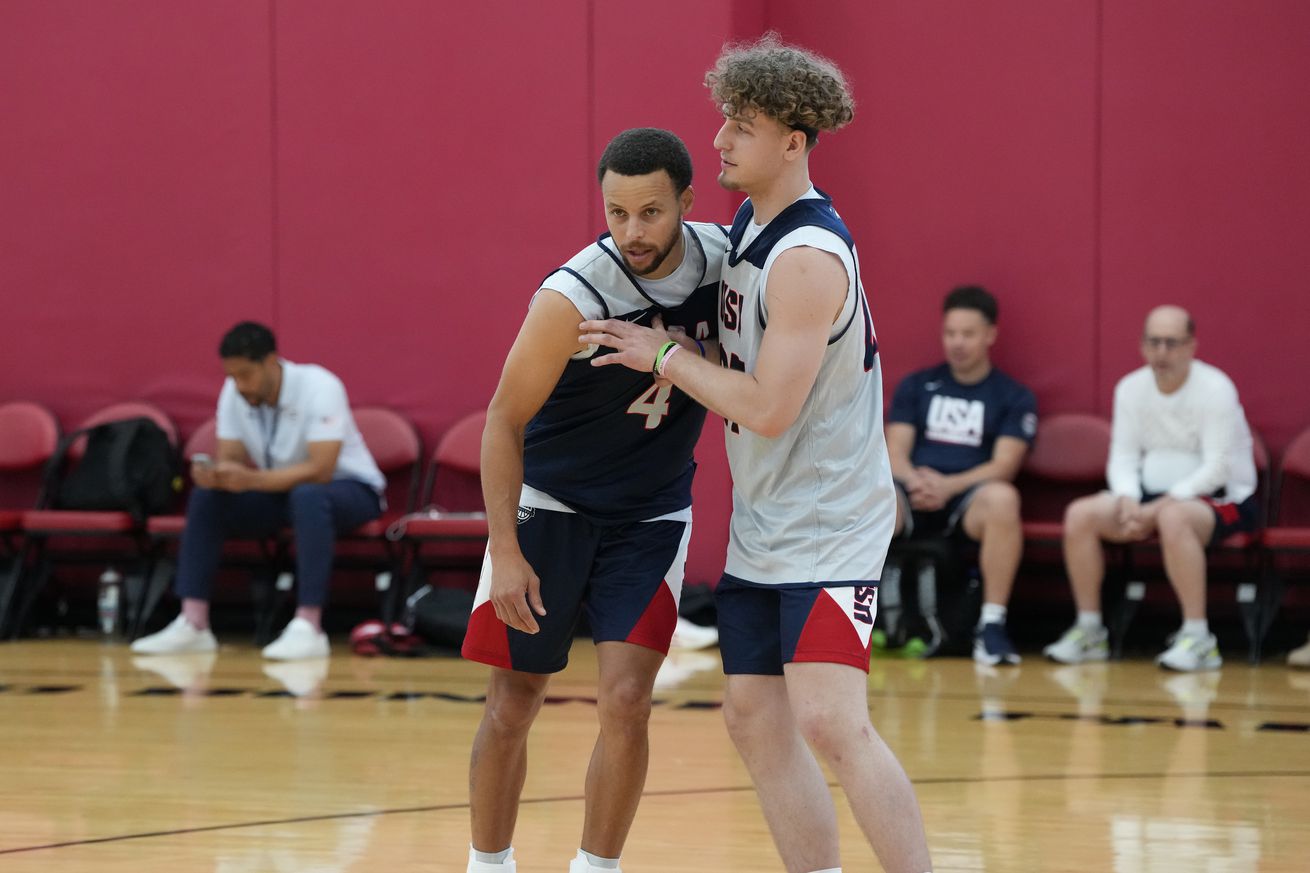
<box><xmin>663</xmin><ymin>349</ymin><xmax>800</xmax><ymax>438</ymax></box>
<box><xmin>481</xmin><ymin>414</ymin><xmax>528</xmax><ymax>557</ymax></box>
<box><xmin>943</xmin><ymin>461</ymin><xmax>1009</xmax><ymax>496</ymax></box>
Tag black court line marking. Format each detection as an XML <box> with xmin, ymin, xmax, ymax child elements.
<box><xmin>3</xmin><ymin>769</ymin><xmax>1309</xmax><ymax>856</ymax></box>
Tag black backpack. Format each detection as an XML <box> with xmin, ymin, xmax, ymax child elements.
<box><xmin>43</xmin><ymin>417</ymin><xmax>180</xmax><ymax>522</ymax></box>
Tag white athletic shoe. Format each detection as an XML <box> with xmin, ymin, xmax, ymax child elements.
<box><xmin>670</xmin><ymin>616</ymin><xmax>718</xmax><ymax>650</ymax></box>
<box><xmin>1042</xmin><ymin>624</ymin><xmax>1109</xmax><ymax>664</ymax></box>
<box><xmin>130</xmin><ymin>614</ymin><xmax>218</xmax><ymax>655</ymax></box>
<box><xmin>1156</xmin><ymin>632</ymin><xmax>1222</xmax><ymax>672</ymax></box>
<box><xmin>467</xmin><ymin>846</ymin><xmax>515</xmax><ymax>872</ymax></box>
<box><xmin>1287</xmin><ymin>635</ymin><xmax>1310</xmax><ymax>669</ymax></box>
<box><xmin>261</xmin><ymin>617</ymin><xmax>329</xmax><ymax>661</ymax></box>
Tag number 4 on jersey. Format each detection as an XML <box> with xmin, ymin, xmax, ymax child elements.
<box><xmin>628</xmin><ymin>383</ymin><xmax>673</xmax><ymax>429</ymax></box>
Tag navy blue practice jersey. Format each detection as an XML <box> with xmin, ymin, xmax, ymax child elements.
<box><xmin>523</xmin><ymin>222</ymin><xmax>727</xmax><ymax>525</ymax></box>
<box><xmin>888</xmin><ymin>363</ymin><xmax>1037</xmax><ymax>475</ymax></box>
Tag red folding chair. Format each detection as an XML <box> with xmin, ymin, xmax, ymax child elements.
<box><xmin>393</xmin><ymin>410</ymin><xmax>489</xmax><ymax>615</ymax></box>
<box><xmin>0</xmin><ymin>402</ymin><xmax>60</xmax><ymax>629</ymax></box>
<box><xmin>5</xmin><ymin>402</ymin><xmax>179</xmax><ymax>638</ymax></box>
<box><xmin>1254</xmin><ymin>426</ymin><xmax>1310</xmax><ymax>658</ymax></box>
<box><xmin>1017</xmin><ymin>413</ymin><xmax>1113</xmax><ymax>544</ymax></box>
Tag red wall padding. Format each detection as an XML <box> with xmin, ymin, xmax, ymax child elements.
<box><xmin>2</xmin><ymin>1</ymin><xmax>1308</xmax><ymax>585</ymax></box>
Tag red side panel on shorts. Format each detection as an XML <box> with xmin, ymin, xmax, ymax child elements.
<box><xmin>792</xmin><ymin>590</ymin><xmax>871</xmax><ymax>672</ymax></box>
<box><xmin>461</xmin><ymin>602</ymin><xmax>513</xmax><ymax>669</ymax></box>
<box><xmin>625</xmin><ymin>580</ymin><xmax>677</xmax><ymax>654</ymax></box>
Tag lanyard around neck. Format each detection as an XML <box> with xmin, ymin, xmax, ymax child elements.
<box><xmin>259</xmin><ymin>406</ymin><xmax>281</xmax><ymax>469</ymax></box>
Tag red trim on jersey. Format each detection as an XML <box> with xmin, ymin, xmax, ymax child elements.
<box><xmin>791</xmin><ymin>590</ymin><xmax>872</xmax><ymax>672</ymax></box>
<box><xmin>461</xmin><ymin>601</ymin><xmax>513</xmax><ymax>669</ymax></box>
<box><xmin>625</xmin><ymin>580</ymin><xmax>677</xmax><ymax>654</ymax></box>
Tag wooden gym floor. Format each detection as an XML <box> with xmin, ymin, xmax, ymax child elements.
<box><xmin>1</xmin><ymin>639</ymin><xmax>1308</xmax><ymax>871</ymax></box>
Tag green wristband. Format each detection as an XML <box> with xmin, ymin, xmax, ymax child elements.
<box><xmin>653</xmin><ymin>340</ymin><xmax>680</xmax><ymax>376</ymax></box>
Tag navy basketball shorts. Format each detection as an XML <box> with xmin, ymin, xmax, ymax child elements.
<box><xmin>1140</xmin><ymin>492</ymin><xmax>1261</xmax><ymax>546</ymax></box>
<box><xmin>715</xmin><ymin>576</ymin><xmax>879</xmax><ymax>675</ymax></box>
<box><xmin>461</xmin><ymin>508</ymin><xmax>691</xmax><ymax>674</ymax></box>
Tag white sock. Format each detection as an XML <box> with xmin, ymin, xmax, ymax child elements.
<box><xmin>978</xmin><ymin>602</ymin><xmax>1007</xmax><ymax>628</ymax></box>
<box><xmin>1076</xmin><ymin>611</ymin><xmax>1103</xmax><ymax>630</ymax></box>
<box><xmin>1181</xmin><ymin>618</ymin><xmax>1209</xmax><ymax>638</ymax></box>
<box><xmin>469</xmin><ymin>845</ymin><xmax>514</xmax><ymax>868</ymax></box>
<box><xmin>577</xmin><ymin>849</ymin><xmax>620</xmax><ymax>870</ymax></box>
<box><xmin>807</xmin><ymin>868</ymin><xmax>842</xmax><ymax>873</ymax></box>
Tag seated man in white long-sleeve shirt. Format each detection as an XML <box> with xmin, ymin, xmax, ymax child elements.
<box><xmin>1044</xmin><ymin>305</ymin><xmax>1258</xmax><ymax>672</ymax></box>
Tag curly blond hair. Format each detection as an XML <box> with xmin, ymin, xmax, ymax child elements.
<box><xmin>705</xmin><ymin>33</ymin><xmax>854</xmax><ymax>144</ymax></box>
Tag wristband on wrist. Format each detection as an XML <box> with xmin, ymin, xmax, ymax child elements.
<box><xmin>652</xmin><ymin>340</ymin><xmax>680</xmax><ymax>376</ymax></box>
<box><xmin>693</xmin><ymin>338</ymin><xmax>706</xmax><ymax>358</ymax></box>
<box><xmin>656</xmin><ymin>343</ymin><xmax>682</xmax><ymax>377</ymax></box>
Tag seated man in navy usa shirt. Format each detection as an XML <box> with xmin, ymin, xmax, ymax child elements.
<box><xmin>886</xmin><ymin>285</ymin><xmax>1037</xmax><ymax>666</ymax></box>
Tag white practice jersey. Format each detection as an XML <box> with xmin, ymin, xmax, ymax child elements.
<box><xmin>718</xmin><ymin>188</ymin><xmax>895</xmax><ymax>587</ymax></box>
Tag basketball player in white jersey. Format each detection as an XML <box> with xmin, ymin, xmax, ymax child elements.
<box><xmin>581</xmin><ymin>35</ymin><xmax>933</xmax><ymax>873</ymax></box>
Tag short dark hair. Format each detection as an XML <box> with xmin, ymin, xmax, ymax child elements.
<box><xmin>219</xmin><ymin>321</ymin><xmax>277</xmax><ymax>361</ymax></box>
<box><xmin>596</xmin><ymin>128</ymin><xmax>693</xmax><ymax>193</ymax></box>
<box><xmin>943</xmin><ymin>285</ymin><xmax>998</xmax><ymax>325</ymax></box>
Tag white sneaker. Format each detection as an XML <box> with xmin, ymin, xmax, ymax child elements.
<box><xmin>261</xmin><ymin>617</ymin><xmax>329</xmax><ymax>660</ymax></box>
<box><xmin>1042</xmin><ymin>624</ymin><xmax>1109</xmax><ymax>664</ymax></box>
<box><xmin>467</xmin><ymin>846</ymin><xmax>515</xmax><ymax>872</ymax></box>
<box><xmin>130</xmin><ymin>614</ymin><xmax>218</xmax><ymax>655</ymax></box>
<box><xmin>670</xmin><ymin>616</ymin><xmax>718</xmax><ymax>650</ymax></box>
<box><xmin>1157</xmin><ymin>632</ymin><xmax>1222</xmax><ymax>672</ymax></box>
<box><xmin>1288</xmin><ymin>635</ymin><xmax>1310</xmax><ymax>669</ymax></box>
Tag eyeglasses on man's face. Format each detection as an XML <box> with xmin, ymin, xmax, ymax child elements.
<box><xmin>1142</xmin><ymin>335</ymin><xmax>1193</xmax><ymax>351</ymax></box>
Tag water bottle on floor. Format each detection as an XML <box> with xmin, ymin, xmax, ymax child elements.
<box><xmin>98</xmin><ymin>567</ymin><xmax>122</xmax><ymax>637</ymax></box>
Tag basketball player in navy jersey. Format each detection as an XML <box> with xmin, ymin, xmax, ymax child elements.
<box><xmin>887</xmin><ymin>285</ymin><xmax>1037</xmax><ymax>666</ymax></box>
<box><xmin>463</xmin><ymin>128</ymin><xmax>727</xmax><ymax>873</ymax></box>
<box><xmin>581</xmin><ymin>36</ymin><xmax>933</xmax><ymax>873</ymax></box>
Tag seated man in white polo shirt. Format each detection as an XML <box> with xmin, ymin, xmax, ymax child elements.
<box><xmin>133</xmin><ymin>321</ymin><xmax>385</xmax><ymax>660</ymax></box>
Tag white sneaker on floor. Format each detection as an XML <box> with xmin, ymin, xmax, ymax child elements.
<box><xmin>130</xmin><ymin>614</ymin><xmax>218</xmax><ymax>655</ymax></box>
<box><xmin>670</xmin><ymin>616</ymin><xmax>718</xmax><ymax>650</ymax></box>
<box><xmin>1043</xmin><ymin>624</ymin><xmax>1109</xmax><ymax>664</ymax></box>
<box><xmin>1157</xmin><ymin>631</ymin><xmax>1222</xmax><ymax>672</ymax></box>
<box><xmin>261</xmin><ymin>617</ymin><xmax>329</xmax><ymax>660</ymax></box>
<box><xmin>1287</xmin><ymin>635</ymin><xmax>1310</xmax><ymax>669</ymax></box>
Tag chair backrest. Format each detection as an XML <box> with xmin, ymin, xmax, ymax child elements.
<box><xmin>0</xmin><ymin>402</ymin><xmax>60</xmax><ymax>472</ymax></box>
<box><xmin>1021</xmin><ymin>413</ymin><xmax>1113</xmax><ymax>482</ymax></box>
<box><xmin>425</xmin><ymin>410</ymin><xmax>486</xmax><ymax>510</ymax></box>
<box><xmin>434</xmin><ymin>410</ymin><xmax>486</xmax><ymax>476</ymax></box>
<box><xmin>1017</xmin><ymin>413</ymin><xmax>1113</xmax><ymax>522</ymax></box>
<box><xmin>182</xmin><ymin>418</ymin><xmax>218</xmax><ymax>461</ymax></box>
<box><xmin>354</xmin><ymin>406</ymin><xmax>423</xmax><ymax>512</ymax></box>
<box><xmin>71</xmin><ymin>401</ymin><xmax>179</xmax><ymax>460</ymax></box>
<box><xmin>1274</xmin><ymin>425</ymin><xmax>1310</xmax><ymax>527</ymax></box>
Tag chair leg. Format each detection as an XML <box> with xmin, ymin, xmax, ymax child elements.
<box><xmin>9</xmin><ymin>544</ymin><xmax>52</xmax><ymax>640</ymax></box>
<box><xmin>0</xmin><ymin>540</ymin><xmax>32</xmax><ymax>639</ymax></box>
<box><xmin>1108</xmin><ymin>546</ymin><xmax>1142</xmax><ymax>661</ymax></box>
<box><xmin>132</xmin><ymin>554</ymin><xmax>176</xmax><ymax>639</ymax></box>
